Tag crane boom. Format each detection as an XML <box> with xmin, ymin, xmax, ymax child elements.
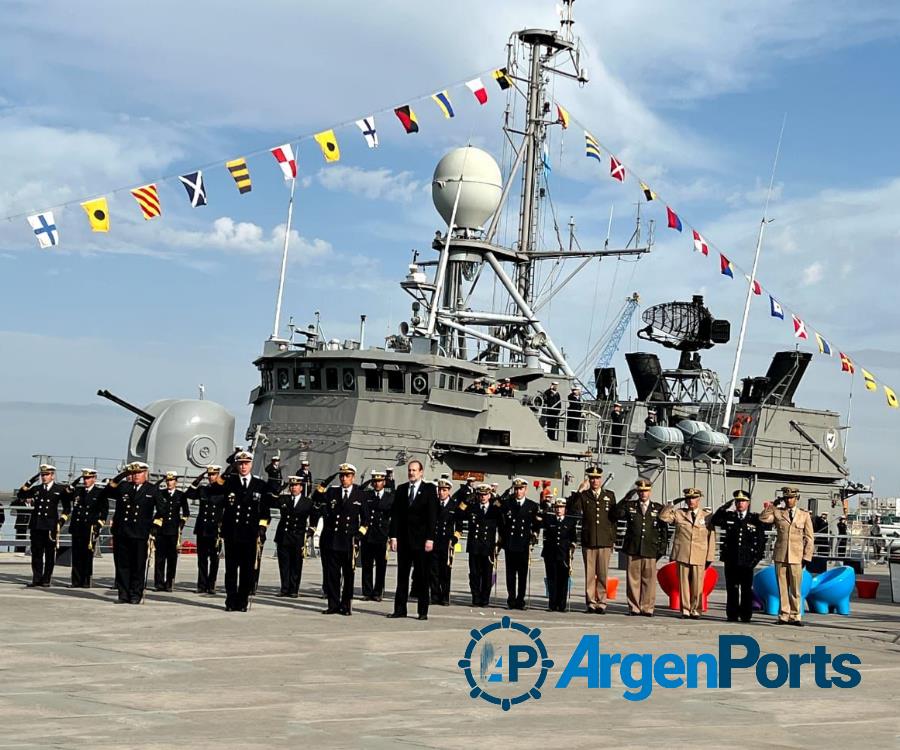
<box><xmin>596</xmin><ymin>293</ymin><xmax>640</xmax><ymax>368</ymax></box>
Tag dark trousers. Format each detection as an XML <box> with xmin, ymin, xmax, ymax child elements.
<box><xmin>505</xmin><ymin>550</ymin><xmax>529</xmax><ymax>608</ymax></box>
<box><xmin>224</xmin><ymin>537</ymin><xmax>258</xmax><ymax>610</ymax></box>
<box><xmin>321</xmin><ymin>547</ymin><xmax>354</xmax><ymax>611</ymax></box>
<box><xmin>360</xmin><ymin>541</ymin><xmax>387</xmax><ymax>598</ymax></box>
<box><xmin>724</xmin><ymin>563</ymin><xmax>755</xmax><ymax>622</ymax></box>
<box><xmin>71</xmin><ymin>533</ymin><xmax>95</xmax><ymax>587</ymax></box>
<box><xmin>114</xmin><ymin>535</ymin><xmax>150</xmax><ymax>603</ymax></box>
<box><xmin>393</xmin><ymin>544</ymin><xmax>430</xmax><ymax>617</ymax></box>
<box><xmin>429</xmin><ymin>540</ymin><xmax>453</xmax><ymax>605</ymax></box>
<box><xmin>544</xmin><ymin>558</ymin><xmax>570</xmax><ymax>611</ymax></box>
<box><xmin>277</xmin><ymin>542</ymin><xmax>304</xmax><ymax>596</ymax></box>
<box><xmin>469</xmin><ymin>553</ymin><xmax>493</xmax><ymax>606</ymax></box>
<box><xmin>30</xmin><ymin>529</ymin><xmax>56</xmax><ymax>585</ymax></box>
<box><xmin>15</xmin><ymin>527</ymin><xmax>27</xmax><ymax>553</ymax></box>
<box><xmin>196</xmin><ymin>535</ymin><xmax>220</xmax><ymax>593</ymax></box>
<box><xmin>154</xmin><ymin>534</ymin><xmax>179</xmax><ymax>589</ymax></box>
<box><xmin>545</xmin><ymin>415</ymin><xmax>559</xmax><ymax>441</ymax></box>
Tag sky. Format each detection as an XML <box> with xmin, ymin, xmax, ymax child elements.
<box><xmin>1</xmin><ymin>1</ymin><xmax>899</xmax><ymax>494</ymax></box>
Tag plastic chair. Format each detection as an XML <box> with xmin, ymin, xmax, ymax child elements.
<box><xmin>657</xmin><ymin>561</ymin><xmax>718</xmax><ymax>612</ymax></box>
<box><xmin>855</xmin><ymin>579</ymin><xmax>880</xmax><ymax>599</ymax></box>
<box><xmin>806</xmin><ymin>566</ymin><xmax>855</xmax><ymax>615</ymax></box>
<box><xmin>752</xmin><ymin>565</ymin><xmax>812</xmax><ymax>616</ymax></box>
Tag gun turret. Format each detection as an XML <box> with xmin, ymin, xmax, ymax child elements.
<box><xmin>97</xmin><ymin>389</ymin><xmax>156</xmax><ymax>426</ymax></box>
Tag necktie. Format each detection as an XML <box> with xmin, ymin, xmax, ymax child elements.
<box><xmin>243</xmin><ymin>478</ymin><xmax>248</xmax><ymax>490</ymax></box>
<box><xmin>789</xmin><ymin>509</ymin><xmax>795</xmax><ymax>523</ymax></box>
<box><xmin>409</xmin><ymin>484</ymin><xmax>417</xmax><ymax>507</ymax></box>
<box><xmin>641</xmin><ymin>503</ymin><xmax>648</xmax><ymax>515</ymax></box>
<box><xmin>482</xmin><ymin>505</ymin><xmax>487</xmax><ymax>515</ymax></box>
<box><xmin>691</xmin><ymin>510</ymin><xmax>697</xmax><ymax>524</ymax></box>
<box><xmin>343</xmin><ymin>489</ymin><xmax>349</xmax><ymax>501</ymax></box>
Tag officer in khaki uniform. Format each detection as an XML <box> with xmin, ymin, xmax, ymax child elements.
<box><xmin>613</xmin><ymin>479</ymin><xmax>668</xmax><ymax>616</ymax></box>
<box><xmin>567</xmin><ymin>465</ymin><xmax>617</xmax><ymax>613</ymax></box>
<box><xmin>759</xmin><ymin>486</ymin><xmax>814</xmax><ymax>625</ymax></box>
<box><xmin>659</xmin><ymin>488</ymin><xmax>716</xmax><ymax>618</ymax></box>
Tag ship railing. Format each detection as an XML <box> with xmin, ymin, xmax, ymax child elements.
<box><xmin>729</xmin><ymin>438</ymin><xmax>837</xmax><ymax>475</ymax></box>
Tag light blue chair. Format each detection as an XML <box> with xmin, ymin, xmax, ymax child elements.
<box><xmin>806</xmin><ymin>566</ymin><xmax>856</xmax><ymax>615</ymax></box>
<box><xmin>752</xmin><ymin>565</ymin><xmax>813</xmax><ymax>616</ymax></box>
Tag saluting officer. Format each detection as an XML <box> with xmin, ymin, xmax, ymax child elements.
<box><xmin>659</xmin><ymin>488</ymin><xmax>716</xmax><ymax>619</ymax></box>
<box><xmin>539</xmin><ymin>497</ymin><xmax>578</xmax><ymax>612</ymax></box>
<box><xmin>567</xmin><ymin>465</ymin><xmax>617</xmax><ymax>614</ymax></box>
<box><xmin>274</xmin><ymin>476</ymin><xmax>315</xmax><ymax>598</ymax></box>
<box><xmin>360</xmin><ymin>469</ymin><xmax>394</xmax><ymax>602</ymax></box>
<box><xmin>759</xmin><ymin>486</ymin><xmax>815</xmax><ymax>626</ymax></box>
<box><xmin>103</xmin><ymin>462</ymin><xmax>164</xmax><ymax>604</ymax></box>
<box><xmin>314</xmin><ymin>463</ymin><xmax>369</xmax><ymax>615</ymax></box>
<box><xmin>500</xmin><ymin>478</ymin><xmax>541</xmax><ymax>610</ymax></box>
<box><xmin>217</xmin><ymin>451</ymin><xmax>273</xmax><ymax>612</ymax></box>
<box><xmin>67</xmin><ymin>468</ymin><xmax>109</xmax><ymax>588</ymax></box>
<box><xmin>452</xmin><ymin>476</ymin><xmax>476</xmax><ymax>508</ymax></box>
<box><xmin>465</xmin><ymin>484</ymin><xmax>501</xmax><ymax>607</ymax></box>
<box><xmin>613</xmin><ymin>479</ymin><xmax>668</xmax><ymax>616</ymax></box>
<box><xmin>430</xmin><ymin>478</ymin><xmax>464</xmax><ymax>606</ymax></box>
<box><xmin>154</xmin><ymin>472</ymin><xmax>190</xmax><ymax>592</ymax></box>
<box><xmin>709</xmin><ymin>490</ymin><xmax>767</xmax><ymax>623</ymax></box>
<box><xmin>17</xmin><ymin>464</ymin><xmax>72</xmax><ymax>588</ymax></box>
<box><xmin>185</xmin><ymin>465</ymin><xmax>225</xmax><ymax>594</ymax></box>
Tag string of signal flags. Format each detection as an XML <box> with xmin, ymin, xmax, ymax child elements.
<box><xmin>11</xmin><ymin>59</ymin><xmax>895</xmax><ymax>413</ymax></box>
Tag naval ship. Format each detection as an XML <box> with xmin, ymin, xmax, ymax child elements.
<box><xmin>39</xmin><ymin>3</ymin><xmax>865</xmax><ymax>514</ymax></box>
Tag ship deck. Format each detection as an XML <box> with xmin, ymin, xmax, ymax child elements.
<box><xmin>0</xmin><ymin>552</ymin><xmax>897</xmax><ymax>748</ymax></box>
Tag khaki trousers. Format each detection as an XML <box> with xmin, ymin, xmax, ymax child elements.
<box><xmin>582</xmin><ymin>546</ymin><xmax>612</xmax><ymax>611</ymax></box>
<box><xmin>775</xmin><ymin>562</ymin><xmax>803</xmax><ymax>622</ymax></box>
<box><xmin>626</xmin><ymin>555</ymin><xmax>657</xmax><ymax>614</ymax></box>
<box><xmin>678</xmin><ymin>562</ymin><xmax>704</xmax><ymax>616</ymax></box>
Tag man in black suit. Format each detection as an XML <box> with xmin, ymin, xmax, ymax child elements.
<box><xmin>17</xmin><ymin>464</ymin><xmax>72</xmax><ymax>587</ymax></box>
<box><xmin>388</xmin><ymin>459</ymin><xmax>439</xmax><ymax>621</ymax></box>
<box><xmin>314</xmin><ymin>462</ymin><xmax>369</xmax><ymax>615</ymax></box>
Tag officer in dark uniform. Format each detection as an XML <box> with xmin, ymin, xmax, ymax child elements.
<box><xmin>296</xmin><ymin>459</ymin><xmax>313</xmax><ymax>496</ymax></box>
<box><xmin>360</xmin><ymin>469</ymin><xmax>393</xmax><ymax>601</ymax></box>
<box><xmin>430</xmin><ymin>478</ymin><xmax>464</xmax><ymax>606</ymax></box>
<box><xmin>12</xmin><ymin>495</ymin><xmax>29</xmax><ymax>553</ymax></box>
<box><xmin>384</xmin><ymin>467</ymin><xmax>396</xmax><ymax>492</ymax></box>
<box><xmin>609</xmin><ymin>402</ymin><xmax>626</xmax><ymax>453</ymax></box>
<box><xmin>709</xmin><ymin>489</ymin><xmax>766</xmax><ymax>622</ymax></box>
<box><xmin>103</xmin><ymin>462</ymin><xmax>164</xmax><ymax>604</ymax></box>
<box><xmin>452</xmin><ymin>477</ymin><xmax>476</xmax><ymax>508</ymax></box>
<box><xmin>67</xmin><ymin>468</ymin><xmax>109</xmax><ymax>588</ymax></box>
<box><xmin>612</xmin><ymin>478</ymin><xmax>668</xmax><ymax>616</ymax></box>
<box><xmin>539</xmin><ymin>497</ymin><xmax>578</xmax><ymax>611</ymax></box>
<box><xmin>500</xmin><ymin>478</ymin><xmax>541</xmax><ymax>610</ymax></box>
<box><xmin>566</xmin><ymin>387</ymin><xmax>584</xmax><ymax>442</ymax></box>
<box><xmin>466</xmin><ymin>484</ymin><xmax>501</xmax><ymax>607</ymax></box>
<box><xmin>313</xmin><ymin>462</ymin><xmax>369</xmax><ymax>615</ymax></box>
<box><xmin>217</xmin><ymin>451</ymin><xmax>273</xmax><ymax>612</ymax></box>
<box><xmin>542</xmin><ymin>381</ymin><xmax>562</xmax><ymax>440</ymax></box>
<box><xmin>17</xmin><ymin>464</ymin><xmax>72</xmax><ymax>587</ymax></box>
<box><xmin>264</xmin><ymin>456</ymin><xmax>283</xmax><ymax>493</ymax></box>
<box><xmin>154</xmin><ymin>472</ymin><xmax>190</xmax><ymax>591</ymax></box>
<box><xmin>274</xmin><ymin>476</ymin><xmax>315</xmax><ymax>597</ymax></box>
<box><xmin>185</xmin><ymin>465</ymin><xmax>225</xmax><ymax>594</ymax></box>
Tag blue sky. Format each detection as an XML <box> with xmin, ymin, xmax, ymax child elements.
<box><xmin>1</xmin><ymin>1</ymin><xmax>899</xmax><ymax>495</ymax></box>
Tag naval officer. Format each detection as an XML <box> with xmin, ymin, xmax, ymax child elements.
<box><xmin>567</xmin><ymin>465</ymin><xmax>617</xmax><ymax>614</ymax></box>
<box><xmin>430</xmin><ymin>477</ymin><xmax>464</xmax><ymax>606</ymax></box>
<box><xmin>17</xmin><ymin>464</ymin><xmax>71</xmax><ymax>588</ymax></box>
<box><xmin>154</xmin><ymin>472</ymin><xmax>190</xmax><ymax>591</ymax></box>
<box><xmin>499</xmin><ymin>478</ymin><xmax>540</xmax><ymax>610</ymax></box>
<box><xmin>186</xmin><ymin>465</ymin><xmax>226</xmax><ymax>594</ymax></box>
<box><xmin>274</xmin><ymin>476</ymin><xmax>315</xmax><ymax>598</ymax></box>
<box><xmin>67</xmin><ymin>468</ymin><xmax>108</xmax><ymax>588</ymax></box>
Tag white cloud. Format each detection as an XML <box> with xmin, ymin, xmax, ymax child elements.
<box><xmin>317</xmin><ymin>166</ymin><xmax>424</xmax><ymax>203</ymax></box>
<box><xmin>802</xmin><ymin>261</ymin><xmax>824</xmax><ymax>286</ymax></box>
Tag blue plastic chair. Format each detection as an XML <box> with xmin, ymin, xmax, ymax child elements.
<box><xmin>806</xmin><ymin>566</ymin><xmax>855</xmax><ymax>615</ymax></box>
<box><xmin>752</xmin><ymin>565</ymin><xmax>813</xmax><ymax>616</ymax></box>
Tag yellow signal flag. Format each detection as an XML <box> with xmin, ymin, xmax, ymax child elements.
<box><xmin>81</xmin><ymin>197</ymin><xmax>110</xmax><ymax>232</ymax></box>
<box><xmin>225</xmin><ymin>158</ymin><xmax>252</xmax><ymax>194</ymax></box>
<box><xmin>885</xmin><ymin>385</ymin><xmax>899</xmax><ymax>409</ymax></box>
<box><xmin>314</xmin><ymin>129</ymin><xmax>340</xmax><ymax>163</ymax></box>
<box><xmin>861</xmin><ymin>368</ymin><xmax>877</xmax><ymax>391</ymax></box>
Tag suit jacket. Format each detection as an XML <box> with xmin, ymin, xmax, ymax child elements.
<box><xmin>17</xmin><ymin>482</ymin><xmax>72</xmax><ymax>532</ymax></box>
<box><xmin>567</xmin><ymin>488</ymin><xmax>617</xmax><ymax>548</ymax></box>
<box><xmin>709</xmin><ymin>504</ymin><xmax>766</xmax><ymax>567</ymax></box>
<box><xmin>185</xmin><ymin>483</ymin><xmax>225</xmax><ymax>538</ymax></box>
<box><xmin>499</xmin><ymin>497</ymin><xmax>541</xmax><ymax>553</ymax></box>
<box><xmin>274</xmin><ymin>493</ymin><xmax>315</xmax><ymax>546</ymax></box>
<box><xmin>104</xmin><ymin>481</ymin><xmax>163</xmax><ymax>540</ymax></box>
<box><xmin>434</xmin><ymin>499</ymin><xmax>464</xmax><ymax>549</ymax></box>
<box><xmin>389</xmin><ymin>481</ymin><xmax>439</xmax><ymax>551</ymax></box>
<box><xmin>363</xmin><ymin>487</ymin><xmax>394</xmax><ymax>545</ymax></box>
<box><xmin>466</xmin><ymin>502</ymin><xmax>502</xmax><ymax>555</ymax></box>
<box><xmin>539</xmin><ymin>513</ymin><xmax>578</xmax><ymax>564</ymax></box>
<box><xmin>759</xmin><ymin>505</ymin><xmax>814</xmax><ymax>563</ymax></box>
<box><xmin>157</xmin><ymin>489</ymin><xmax>190</xmax><ymax>536</ymax></box>
<box><xmin>220</xmin><ymin>475</ymin><xmax>273</xmax><ymax>543</ymax></box>
<box><xmin>613</xmin><ymin>499</ymin><xmax>668</xmax><ymax>559</ymax></box>
<box><xmin>316</xmin><ymin>485</ymin><xmax>369</xmax><ymax>553</ymax></box>
<box><xmin>659</xmin><ymin>505</ymin><xmax>716</xmax><ymax>565</ymax></box>
<box><xmin>68</xmin><ymin>485</ymin><xmax>108</xmax><ymax>536</ymax></box>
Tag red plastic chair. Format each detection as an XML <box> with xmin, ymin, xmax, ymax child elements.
<box><xmin>657</xmin><ymin>560</ymin><xmax>719</xmax><ymax>612</ymax></box>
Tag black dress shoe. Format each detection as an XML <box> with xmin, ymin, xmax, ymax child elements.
<box><xmin>117</xmin><ymin>598</ymin><xmax>129</xmax><ymax>604</ymax></box>
<box><xmin>595</xmin><ymin>608</ymin><xmax>606</xmax><ymax>615</ymax></box>
<box><xmin>276</xmin><ymin>592</ymin><xmax>287</xmax><ymax>597</ymax></box>
<box><xmin>25</xmin><ymin>582</ymin><xmax>38</xmax><ymax>588</ymax></box>
<box><xmin>154</xmin><ymin>586</ymin><xmax>165</xmax><ymax>592</ymax></box>
<box><xmin>690</xmin><ymin>614</ymin><xmax>701</xmax><ymax>620</ymax></box>
<box><xmin>40</xmin><ymin>582</ymin><xmax>51</xmax><ymax>588</ymax></box>
<box><xmin>417</xmin><ymin>614</ymin><xmax>428</xmax><ymax>621</ymax></box>
<box><xmin>790</xmin><ymin>620</ymin><xmax>805</xmax><ymax>627</ymax></box>
<box><xmin>340</xmin><ymin>609</ymin><xmax>352</xmax><ymax>616</ymax></box>
<box><xmin>773</xmin><ymin>619</ymin><xmax>785</xmax><ymax>625</ymax></box>
<box><xmin>290</xmin><ymin>593</ymin><xmax>299</xmax><ymax>599</ymax></box>
<box><xmin>321</xmin><ymin>608</ymin><xmax>339</xmax><ymax>615</ymax></box>
<box><xmin>196</xmin><ymin>588</ymin><xmax>205</xmax><ymax>594</ymax></box>
<box><xmin>225</xmin><ymin>605</ymin><xmax>233</xmax><ymax>611</ymax></box>
<box><xmin>386</xmin><ymin>612</ymin><xmax>406</xmax><ymax>619</ymax></box>
<box><xmin>165</xmin><ymin>585</ymin><xmax>173</xmax><ymax>592</ymax></box>
<box><xmin>373</xmin><ymin>596</ymin><xmax>382</xmax><ymax>602</ymax></box>
<box><xmin>240</xmin><ymin>606</ymin><xmax>248</xmax><ymax>612</ymax></box>
<box><xmin>441</xmin><ymin>600</ymin><xmax>450</xmax><ymax>606</ymax></box>
<box><xmin>726</xmin><ymin>617</ymin><xmax>738</xmax><ymax>622</ymax></box>
<box><xmin>642</xmin><ymin>612</ymin><xmax>654</xmax><ymax>618</ymax></box>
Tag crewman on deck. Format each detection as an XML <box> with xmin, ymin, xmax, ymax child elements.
<box><xmin>296</xmin><ymin>459</ymin><xmax>313</xmax><ymax>496</ymax></box>
<box><xmin>613</xmin><ymin>479</ymin><xmax>668</xmax><ymax>616</ymax></box>
<box><xmin>274</xmin><ymin>476</ymin><xmax>315</xmax><ymax>598</ymax></box>
<box><xmin>500</xmin><ymin>478</ymin><xmax>540</xmax><ymax>610</ymax></box>
<box><xmin>567</xmin><ymin>465</ymin><xmax>617</xmax><ymax>614</ymax></box>
<box><xmin>539</xmin><ymin>497</ymin><xmax>578</xmax><ymax>612</ymax></box>
<box><xmin>542</xmin><ymin>381</ymin><xmax>562</xmax><ymax>440</ymax></box>
<box><xmin>360</xmin><ymin>469</ymin><xmax>394</xmax><ymax>601</ymax></box>
<box><xmin>659</xmin><ymin>488</ymin><xmax>716</xmax><ymax>619</ymax></box>
<box><xmin>17</xmin><ymin>464</ymin><xmax>71</xmax><ymax>588</ymax></box>
<box><xmin>566</xmin><ymin>387</ymin><xmax>584</xmax><ymax>442</ymax></box>
<box><xmin>154</xmin><ymin>472</ymin><xmax>190</xmax><ymax>591</ymax></box>
<box><xmin>67</xmin><ymin>468</ymin><xmax>108</xmax><ymax>588</ymax></box>
<box><xmin>103</xmin><ymin>462</ymin><xmax>164</xmax><ymax>604</ymax></box>
<box><xmin>465</xmin><ymin>484</ymin><xmax>501</xmax><ymax>607</ymax></box>
<box><xmin>759</xmin><ymin>486</ymin><xmax>815</xmax><ymax>626</ymax></box>
<box><xmin>430</xmin><ymin>478</ymin><xmax>463</xmax><ymax>606</ymax></box>
<box><xmin>709</xmin><ymin>489</ymin><xmax>767</xmax><ymax>622</ymax></box>
<box><xmin>185</xmin><ymin>465</ymin><xmax>226</xmax><ymax>594</ymax></box>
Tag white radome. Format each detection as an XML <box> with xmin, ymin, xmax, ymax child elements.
<box><xmin>432</xmin><ymin>146</ymin><xmax>502</xmax><ymax>230</ymax></box>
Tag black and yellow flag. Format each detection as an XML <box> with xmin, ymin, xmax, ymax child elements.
<box><xmin>394</xmin><ymin>105</ymin><xmax>419</xmax><ymax>134</ymax></box>
<box><xmin>81</xmin><ymin>197</ymin><xmax>109</xmax><ymax>232</ymax></box>
<box><xmin>226</xmin><ymin>158</ymin><xmax>252</xmax><ymax>194</ymax></box>
<box><xmin>493</xmin><ymin>67</ymin><xmax>512</xmax><ymax>90</ymax></box>
<box><xmin>314</xmin><ymin>129</ymin><xmax>341</xmax><ymax>162</ymax></box>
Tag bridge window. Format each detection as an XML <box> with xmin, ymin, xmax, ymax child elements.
<box><xmin>438</xmin><ymin>373</ymin><xmax>447</xmax><ymax>389</ymax></box>
<box><xmin>364</xmin><ymin>369</ymin><xmax>382</xmax><ymax>392</ymax></box>
<box><xmin>308</xmin><ymin>367</ymin><xmax>322</xmax><ymax>391</ymax></box>
<box><xmin>294</xmin><ymin>368</ymin><xmax>307</xmax><ymax>390</ymax></box>
<box><xmin>448</xmin><ymin>374</ymin><xmax>457</xmax><ymax>390</ymax></box>
<box><xmin>387</xmin><ymin>370</ymin><xmax>405</xmax><ymax>393</ymax></box>
<box><xmin>342</xmin><ymin>368</ymin><xmax>356</xmax><ymax>392</ymax></box>
<box><xmin>478</xmin><ymin>429</ymin><xmax>510</xmax><ymax>446</ymax></box>
<box><xmin>276</xmin><ymin>368</ymin><xmax>291</xmax><ymax>391</ymax></box>
<box><xmin>325</xmin><ymin>367</ymin><xmax>339</xmax><ymax>391</ymax></box>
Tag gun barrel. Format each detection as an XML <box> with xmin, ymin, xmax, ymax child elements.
<box><xmin>96</xmin><ymin>389</ymin><xmax>156</xmax><ymax>424</ymax></box>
